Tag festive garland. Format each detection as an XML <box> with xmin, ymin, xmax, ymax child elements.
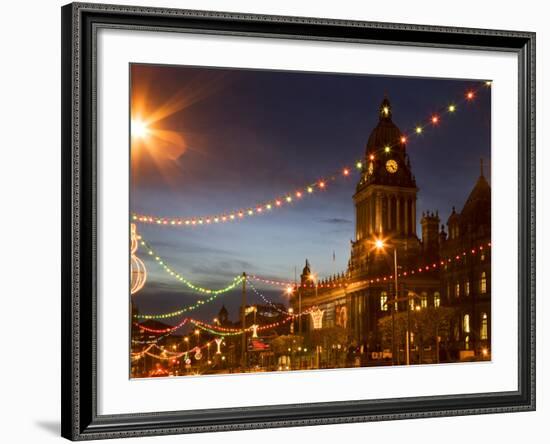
<box><xmin>134</xmin><ymin>238</ymin><xmax>244</xmax><ymax>319</ymax></box>
<box><xmin>134</xmin><ymin>241</ymin><xmax>491</xmax><ymax>320</ymax></box>
<box><xmin>249</xmin><ymin>242</ymin><xmax>491</xmax><ymax>288</ymax></box>
<box><xmin>132</xmin><ymin>341</ymin><xmax>217</xmax><ymax>361</ymax></box>
<box><xmin>132</xmin><ymin>84</ymin><xmax>490</xmax><ymax>228</ymax></box>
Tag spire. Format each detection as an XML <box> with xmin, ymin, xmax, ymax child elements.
<box><xmin>379</xmin><ymin>96</ymin><xmax>392</xmax><ymax>120</ymax></box>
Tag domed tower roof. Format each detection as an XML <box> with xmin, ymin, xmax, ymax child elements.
<box><xmin>365</xmin><ymin>96</ymin><xmax>406</xmax><ymax>158</ymax></box>
<box><xmin>358</xmin><ymin>96</ymin><xmax>415</xmax><ymax>190</ymax></box>
<box><xmin>300</xmin><ymin>259</ymin><xmax>311</xmax><ymax>285</ymax></box>
<box><xmin>302</xmin><ymin>259</ymin><xmax>311</xmax><ymax>277</ymax></box>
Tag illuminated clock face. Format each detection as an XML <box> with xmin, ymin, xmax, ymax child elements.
<box><xmin>386</xmin><ymin>159</ymin><xmax>398</xmax><ymax>173</ymax></box>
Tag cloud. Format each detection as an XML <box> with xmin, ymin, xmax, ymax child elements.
<box><xmin>320</xmin><ymin>217</ymin><xmax>352</xmax><ymax>225</ymax></box>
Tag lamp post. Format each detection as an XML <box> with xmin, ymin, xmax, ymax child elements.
<box><xmin>285</xmin><ymin>286</ymin><xmax>294</xmax><ymax>335</ymax></box>
<box><xmin>374</xmin><ymin>238</ymin><xmax>398</xmax><ymax>365</ymax></box>
<box><xmin>288</xmin><ymin>307</ymin><xmax>294</xmax><ymax>334</ymax></box>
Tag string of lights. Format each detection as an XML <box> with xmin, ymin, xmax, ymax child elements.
<box><xmin>134</xmin><ymin>241</ymin><xmax>490</xmax><ymax>321</ymax></box>
<box><xmin>132</xmin><ymin>341</ymin><xmax>217</xmax><ymax>361</ymax></box>
<box><xmin>246</xmin><ymin>278</ymin><xmax>292</xmax><ymax>315</ymax></box>
<box><xmin>131</xmin><ymin>83</ymin><xmax>490</xmax><ymax>228</ymax></box>
<box><xmin>134</xmin><ymin>238</ymin><xmax>243</xmax><ymax>320</ymax></box>
<box><xmin>189</xmin><ymin>306</ymin><xmax>314</xmax><ymax>336</ymax></box>
<box><xmin>131</xmin><ymin>343</ymin><xmax>155</xmax><ymax>357</ymax></box>
<box><xmin>139</xmin><ymin>238</ymin><xmax>243</xmax><ymax>295</ymax></box>
<box><xmin>133</xmin><ymin>318</ymin><xmax>189</xmax><ymax>334</ymax></box>
<box><xmin>249</xmin><ymin>242</ymin><xmax>492</xmax><ymax>289</ymax></box>
<box><xmin>248</xmin><ymin>274</ymin><xmax>346</xmax><ymax>289</ymax></box>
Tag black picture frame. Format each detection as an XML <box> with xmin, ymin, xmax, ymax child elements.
<box><xmin>61</xmin><ymin>2</ymin><xmax>536</xmax><ymax>440</ymax></box>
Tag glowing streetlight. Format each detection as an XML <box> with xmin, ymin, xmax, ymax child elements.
<box><xmin>285</xmin><ymin>286</ymin><xmax>293</xmax><ymax>295</ymax></box>
<box><xmin>373</xmin><ymin>236</ymin><xmax>400</xmax><ymax>365</ymax></box>
<box><xmin>183</xmin><ymin>336</ymin><xmax>189</xmax><ymax>352</ymax></box>
<box><xmin>131</xmin><ymin>118</ymin><xmax>149</xmax><ymax>139</ymax></box>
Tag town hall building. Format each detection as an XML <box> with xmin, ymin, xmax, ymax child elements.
<box><xmin>290</xmin><ymin>96</ymin><xmax>491</xmax><ymax>363</ymax></box>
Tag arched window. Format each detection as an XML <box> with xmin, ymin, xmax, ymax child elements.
<box><xmin>455</xmin><ymin>282</ymin><xmax>461</xmax><ymax>298</ymax></box>
<box><xmin>381</xmin><ymin>196</ymin><xmax>388</xmax><ymax>233</ymax></box>
<box><xmin>465</xmin><ymin>280</ymin><xmax>470</xmax><ymax>296</ymax></box>
<box><xmin>380</xmin><ymin>292</ymin><xmax>388</xmax><ymax>311</ymax></box>
<box><xmin>480</xmin><ymin>272</ymin><xmax>487</xmax><ymax>294</ymax></box>
<box><xmin>421</xmin><ymin>292</ymin><xmax>428</xmax><ymax>308</ymax></box>
<box><xmin>481</xmin><ymin>312</ymin><xmax>488</xmax><ymax>340</ymax></box>
<box><xmin>434</xmin><ymin>292</ymin><xmax>441</xmax><ymax>308</ymax></box>
<box><xmin>391</xmin><ymin>196</ymin><xmax>397</xmax><ymax>232</ymax></box>
<box><xmin>463</xmin><ymin>314</ymin><xmax>471</xmax><ymax>333</ymax></box>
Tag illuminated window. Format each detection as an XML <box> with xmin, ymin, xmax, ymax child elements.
<box><xmin>465</xmin><ymin>335</ymin><xmax>470</xmax><ymax>350</ymax></box>
<box><xmin>480</xmin><ymin>272</ymin><xmax>487</xmax><ymax>294</ymax></box>
<box><xmin>380</xmin><ymin>292</ymin><xmax>388</xmax><ymax>311</ymax></box>
<box><xmin>463</xmin><ymin>314</ymin><xmax>470</xmax><ymax>333</ymax></box>
<box><xmin>481</xmin><ymin>253</ymin><xmax>485</xmax><ymax>261</ymax></box>
<box><xmin>481</xmin><ymin>313</ymin><xmax>488</xmax><ymax>340</ymax></box>
<box><xmin>421</xmin><ymin>292</ymin><xmax>428</xmax><ymax>308</ymax></box>
<box><xmin>465</xmin><ymin>280</ymin><xmax>470</xmax><ymax>296</ymax></box>
<box><xmin>434</xmin><ymin>292</ymin><xmax>441</xmax><ymax>308</ymax></box>
<box><xmin>409</xmin><ymin>293</ymin><xmax>415</xmax><ymax>310</ymax></box>
<box><xmin>455</xmin><ymin>282</ymin><xmax>460</xmax><ymax>297</ymax></box>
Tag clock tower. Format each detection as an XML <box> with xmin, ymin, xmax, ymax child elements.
<box><xmin>349</xmin><ymin>96</ymin><xmax>421</xmax><ymax>277</ymax></box>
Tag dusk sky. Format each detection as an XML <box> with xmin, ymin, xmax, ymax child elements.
<box><xmin>130</xmin><ymin>64</ymin><xmax>491</xmax><ymax>327</ymax></box>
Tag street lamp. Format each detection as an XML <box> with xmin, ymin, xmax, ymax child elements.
<box><xmin>374</xmin><ymin>238</ymin><xmax>399</xmax><ymax>365</ymax></box>
<box><xmin>184</xmin><ymin>336</ymin><xmax>189</xmax><ymax>352</ymax></box>
<box><xmin>194</xmin><ymin>329</ymin><xmax>200</xmax><ymax>345</ymax></box>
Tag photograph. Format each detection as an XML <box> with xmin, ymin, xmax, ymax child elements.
<box><xmin>129</xmin><ymin>64</ymin><xmax>492</xmax><ymax>378</ymax></box>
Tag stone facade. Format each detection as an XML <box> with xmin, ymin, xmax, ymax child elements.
<box><xmin>291</xmin><ymin>97</ymin><xmax>491</xmax><ymax>362</ymax></box>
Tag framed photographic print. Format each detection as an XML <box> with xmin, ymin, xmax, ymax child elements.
<box><xmin>61</xmin><ymin>2</ymin><xmax>536</xmax><ymax>440</ymax></box>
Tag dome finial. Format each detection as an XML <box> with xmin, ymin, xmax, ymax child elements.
<box><xmin>379</xmin><ymin>95</ymin><xmax>392</xmax><ymax>120</ymax></box>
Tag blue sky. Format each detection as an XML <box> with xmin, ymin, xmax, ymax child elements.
<box><xmin>130</xmin><ymin>64</ymin><xmax>491</xmax><ymax>326</ymax></box>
